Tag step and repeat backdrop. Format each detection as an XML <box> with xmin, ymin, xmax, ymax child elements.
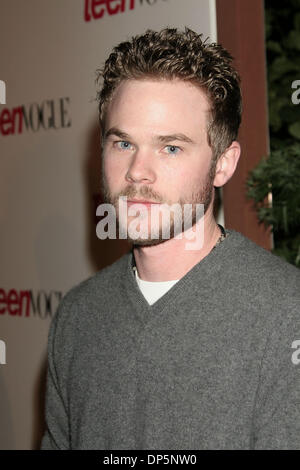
<box><xmin>0</xmin><ymin>0</ymin><xmax>218</xmax><ymax>449</ymax></box>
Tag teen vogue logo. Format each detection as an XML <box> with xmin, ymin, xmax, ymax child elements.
<box><xmin>0</xmin><ymin>97</ymin><xmax>71</xmax><ymax>136</ymax></box>
<box><xmin>0</xmin><ymin>288</ymin><xmax>63</xmax><ymax>319</ymax></box>
<box><xmin>84</xmin><ymin>0</ymin><xmax>168</xmax><ymax>21</ymax></box>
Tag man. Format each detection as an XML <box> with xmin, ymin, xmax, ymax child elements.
<box><xmin>41</xmin><ymin>28</ymin><xmax>300</xmax><ymax>450</ymax></box>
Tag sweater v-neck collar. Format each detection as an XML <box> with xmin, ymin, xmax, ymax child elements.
<box><xmin>122</xmin><ymin>228</ymin><xmax>243</xmax><ymax>324</ymax></box>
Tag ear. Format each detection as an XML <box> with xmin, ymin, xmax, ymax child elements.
<box><xmin>213</xmin><ymin>141</ymin><xmax>241</xmax><ymax>187</ymax></box>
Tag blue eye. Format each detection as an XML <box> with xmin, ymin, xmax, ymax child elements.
<box><xmin>116</xmin><ymin>141</ymin><xmax>132</xmax><ymax>150</ymax></box>
<box><xmin>165</xmin><ymin>145</ymin><xmax>181</xmax><ymax>155</ymax></box>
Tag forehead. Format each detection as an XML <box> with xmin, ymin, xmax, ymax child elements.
<box><xmin>105</xmin><ymin>79</ymin><xmax>211</xmax><ymax>139</ymax></box>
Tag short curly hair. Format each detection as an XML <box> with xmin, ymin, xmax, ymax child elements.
<box><xmin>96</xmin><ymin>27</ymin><xmax>242</xmax><ymax>162</ymax></box>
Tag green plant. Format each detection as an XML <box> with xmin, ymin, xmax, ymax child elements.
<box><xmin>246</xmin><ymin>0</ymin><xmax>300</xmax><ymax>267</ymax></box>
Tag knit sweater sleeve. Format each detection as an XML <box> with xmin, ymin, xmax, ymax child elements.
<box><xmin>40</xmin><ymin>295</ymin><xmax>72</xmax><ymax>450</ymax></box>
<box><xmin>252</xmin><ymin>302</ymin><xmax>300</xmax><ymax>449</ymax></box>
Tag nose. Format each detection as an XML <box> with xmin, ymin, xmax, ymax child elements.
<box><xmin>125</xmin><ymin>148</ymin><xmax>156</xmax><ymax>185</ymax></box>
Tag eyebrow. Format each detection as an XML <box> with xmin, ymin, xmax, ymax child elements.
<box><xmin>104</xmin><ymin>127</ymin><xmax>196</xmax><ymax>145</ymax></box>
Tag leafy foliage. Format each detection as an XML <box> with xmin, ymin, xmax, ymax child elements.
<box><xmin>246</xmin><ymin>0</ymin><xmax>300</xmax><ymax>267</ymax></box>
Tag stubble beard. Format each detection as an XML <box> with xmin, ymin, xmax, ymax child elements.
<box><xmin>100</xmin><ymin>162</ymin><xmax>216</xmax><ymax>246</ymax></box>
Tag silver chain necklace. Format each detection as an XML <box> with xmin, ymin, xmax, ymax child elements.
<box><xmin>212</xmin><ymin>224</ymin><xmax>227</xmax><ymax>250</ymax></box>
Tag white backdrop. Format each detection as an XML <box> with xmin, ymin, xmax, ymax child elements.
<box><xmin>0</xmin><ymin>0</ymin><xmax>218</xmax><ymax>449</ymax></box>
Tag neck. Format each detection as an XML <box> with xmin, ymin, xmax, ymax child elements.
<box><xmin>133</xmin><ymin>208</ymin><xmax>221</xmax><ymax>282</ymax></box>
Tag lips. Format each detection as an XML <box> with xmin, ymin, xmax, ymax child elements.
<box><xmin>127</xmin><ymin>199</ymin><xmax>160</xmax><ymax>205</ymax></box>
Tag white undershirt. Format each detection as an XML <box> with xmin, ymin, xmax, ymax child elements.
<box><xmin>133</xmin><ymin>266</ymin><xmax>180</xmax><ymax>305</ymax></box>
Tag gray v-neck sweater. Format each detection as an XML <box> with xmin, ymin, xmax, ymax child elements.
<box><xmin>41</xmin><ymin>228</ymin><xmax>300</xmax><ymax>449</ymax></box>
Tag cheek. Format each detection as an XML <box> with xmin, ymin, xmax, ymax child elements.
<box><xmin>165</xmin><ymin>165</ymin><xmax>201</xmax><ymax>189</ymax></box>
<box><xmin>103</xmin><ymin>155</ymin><xmax>125</xmax><ymax>185</ymax></box>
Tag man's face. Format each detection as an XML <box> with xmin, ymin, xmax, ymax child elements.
<box><xmin>101</xmin><ymin>78</ymin><xmax>216</xmax><ymax>245</ymax></box>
